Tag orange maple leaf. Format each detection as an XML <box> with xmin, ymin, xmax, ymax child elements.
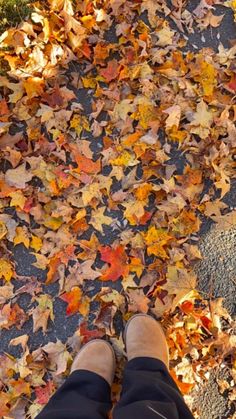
<box><xmin>60</xmin><ymin>287</ymin><xmax>83</xmax><ymax>316</ymax></box>
<box><xmin>9</xmin><ymin>378</ymin><xmax>31</xmax><ymax>398</ymax></box>
<box><xmin>100</xmin><ymin>245</ymin><xmax>129</xmax><ymax>281</ymax></box>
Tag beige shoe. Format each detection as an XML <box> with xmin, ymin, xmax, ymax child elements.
<box><xmin>124</xmin><ymin>314</ymin><xmax>169</xmax><ymax>367</ymax></box>
<box><xmin>71</xmin><ymin>339</ymin><xmax>116</xmax><ymax>386</ymax></box>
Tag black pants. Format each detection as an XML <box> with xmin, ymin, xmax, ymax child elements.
<box><xmin>36</xmin><ymin>358</ymin><xmax>194</xmax><ymax>419</ymax></box>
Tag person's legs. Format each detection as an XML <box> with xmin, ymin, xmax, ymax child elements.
<box><xmin>113</xmin><ymin>315</ymin><xmax>194</xmax><ymax>419</ymax></box>
<box><xmin>36</xmin><ymin>340</ymin><xmax>115</xmax><ymax>419</ymax></box>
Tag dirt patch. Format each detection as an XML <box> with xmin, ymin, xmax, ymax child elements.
<box><xmin>192</xmin><ymin>367</ymin><xmax>233</xmax><ymax>419</ymax></box>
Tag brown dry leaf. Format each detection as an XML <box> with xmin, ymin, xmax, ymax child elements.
<box><xmin>10</xmin><ymin>334</ymin><xmax>29</xmax><ymax>351</ymax></box>
<box><xmin>31</xmin><ymin>295</ymin><xmax>54</xmax><ymax>333</ymax></box>
<box><xmin>41</xmin><ymin>340</ymin><xmax>72</xmax><ymax>375</ymax></box>
<box><xmin>163</xmin><ymin>267</ymin><xmax>197</xmax><ymax>309</ymax></box>
<box><xmin>212</xmin><ymin>210</ymin><xmax>236</xmax><ymax>230</ymax></box>
<box><xmin>5</xmin><ymin>164</ymin><xmax>33</xmax><ymax>189</ymax></box>
<box><xmin>127</xmin><ymin>288</ymin><xmax>150</xmax><ymax>313</ymax></box>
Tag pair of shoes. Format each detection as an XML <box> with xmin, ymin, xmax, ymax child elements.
<box><xmin>71</xmin><ymin>314</ymin><xmax>169</xmax><ymax>386</ymax></box>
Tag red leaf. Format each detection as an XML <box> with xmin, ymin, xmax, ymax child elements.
<box><xmin>227</xmin><ymin>74</ymin><xmax>236</xmax><ymax>93</ymax></box>
<box><xmin>35</xmin><ymin>381</ymin><xmax>55</xmax><ymax>405</ymax></box>
<box><xmin>100</xmin><ymin>60</ymin><xmax>120</xmax><ymax>82</ymax></box>
<box><xmin>180</xmin><ymin>301</ymin><xmax>194</xmax><ymax>314</ymax></box>
<box><xmin>80</xmin><ymin>321</ymin><xmax>104</xmax><ymax>344</ymax></box>
<box><xmin>100</xmin><ymin>245</ymin><xmax>129</xmax><ymax>281</ymax></box>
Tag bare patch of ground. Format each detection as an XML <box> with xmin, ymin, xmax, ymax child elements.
<box><xmin>195</xmin><ymin>226</ymin><xmax>236</xmax><ymax>317</ymax></box>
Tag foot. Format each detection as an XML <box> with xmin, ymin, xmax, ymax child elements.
<box><xmin>124</xmin><ymin>314</ymin><xmax>169</xmax><ymax>367</ymax></box>
<box><xmin>71</xmin><ymin>339</ymin><xmax>116</xmax><ymax>386</ymax></box>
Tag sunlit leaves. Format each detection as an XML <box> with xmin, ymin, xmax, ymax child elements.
<box><xmin>100</xmin><ymin>245</ymin><xmax>129</xmax><ymax>281</ymax></box>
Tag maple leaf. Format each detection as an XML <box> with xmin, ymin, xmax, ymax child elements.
<box><xmin>100</xmin><ymin>60</ymin><xmax>120</xmax><ymax>82</ymax></box>
<box><xmin>35</xmin><ymin>381</ymin><xmax>55</xmax><ymax>405</ymax></box>
<box><xmin>14</xmin><ymin>226</ymin><xmax>30</xmax><ymax>248</ymax></box>
<box><xmin>42</xmin><ymin>340</ymin><xmax>72</xmax><ymax>375</ymax></box>
<box><xmin>122</xmin><ymin>201</ymin><xmax>145</xmax><ymax>225</ymax></box>
<box><xmin>0</xmin><ymin>259</ymin><xmax>13</xmax><ymax>282</ymax></box>
<box><xmin>172</xmin><ymin>209</ymin><xmax>200</xmax><ymax>236</ymax></box>
<box><xmin>190</xmin><ymin>100</ymin><xmax>213</xmax><ymax>139</ymax></box>
<box><xmin>89</xmin><ymin>206</ymin><xmax>113</xmax><ymax>233</ymax></box>
<box><xmin>60</xmin><ymin>287</ymin><xmax>89</xmax><ymax>316</ymax></box>
<box><xmin>100</xmin><ymin>245</ymin><xmax>129</xmax><ymax>281</ymax></box>
<box><xmin>9</xmin><ymin>378</ymin><xmax>31</xmax><ymax>398</ymax></box>
<box><xmin>9</xmin><ymin>190</ymin><xmax>26</xmax><ymax>210</ymax></box>
<box><xmin>127</xmin><ymin>288</ymin><xmax>150</xmax><ymax>313</ymax></box>
<box><xmin>95</xmin><ymin>302</ymin><xmax>116</xmax><ymax>335</ymax></box>
<box><xmin>5</xmin><ymin>164</ymin><xmax>33</xmax><ymax>189</ymax></box>
<box><xmin>164</xmin><ymin>105</ymin><xmax>181</xmax><ymax>129</ymax></box>
<box><xmin>79</xmin><ymin>321</ymin><xmax>105</xmax><ymax>344</ymax></box>
<box><xmin>0</xmin><ymin>303</ymin><xmax>28</xmax><ymax>329</ymax></box>
<box><xmin>31</xmin><ymin>295</ymin><xmax>54</xmax><ymax>333</ymax></box>
<box><xmin>143</xmin><ymin>226</ymin><xmax>172</xmax><ymax>259</ymax></box>
<box><xmin>23</xmin><ymin>77</ymin><xmax>45</xmax><ymax>99</ymax></box>
<box><xmin>163</xmin><ymin>266</ymin><xmax>197</xmax><ymax>308</ymax></box>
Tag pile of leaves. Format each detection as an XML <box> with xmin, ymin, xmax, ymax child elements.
<box><xmin>0</xmin><ymin>0</ymin><xmax>236</xmax><ymax>416</ymax></box>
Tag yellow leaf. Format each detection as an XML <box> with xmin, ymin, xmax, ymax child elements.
<box><xmin>168</xmin><ymin>126</ymin><xmax>187</xmax><ymax>143</ymax></box>
<box><xmin>9</xmin><ymin>191</ymin><xmax>26</xmax><ymax>210</ymax></box>
<box><xmin>110</xmin><ymin>150</ymin><xmax>139</xmax><ymax>167</ymax></box>
<box><xmin>81</xmin><ymin>76</ymin><xmax>97</xmax><ymax>88</ymax></box>
<box><xmin>134</xmin><ymin>183</ymin><xmax>152</xmax><ymax>202</ymax></box>
<box><xmin>0</xmin><ymin>259</ymin><xmax>13</xmax><ymax>282</ymax></box>
<box><xmin>70</xmin><ymin>114</ymin><xmax>90</xmax><ymax>135</ymax></box>
<box><xmin>89</xmin><ymin>207</ymin><xmax>113</xmax><ymax>233</ymax></box>
<box><xmin>156</xmin><ymin>22</ymin><xmax>175</xmax><ymax>47</ymax></box>
<box><xmin>14</xmin><ymin>226</ymin><xmax>30</xmax><ymax>248</ymax></box>
<box><xmin>123</xmin><ymin>201</ymin><xmax>145</xmax><ymax>225</ymax></box>
<box><xmin>32</xmin><ymin>253</ymin><xmax>49</xmax><ymax>270</ymax></box>
<box><xmin>81</xmin><ymin>182</ymin><xmax>102</xmax><ymax>206</ymax></box>
<box><xmin>112</xmin><ymin>99</ymin><xmax>135</xmax><ymax>121</ymax></box>
<box><xmin>173</xmin><ymin>210</ymin><xmax>200</xmax><ymax>236</ymax></box>
<box><xmin>30</xmin><ymin>235</ymin><xmax>43</xmax><ymax>252</ymax></box>
<box><xmin>190</xmin><ymin>100</ymin><xmax>213</xmax><ymax>139</ymax></box>
<box><xmin>143</xmin><ymin>226</ymin><xmax>172</xmax><ymax>259</ymax></box>
<box><xmin>200</xmin><ymin>61</ymin><xmax>217</xmax><ymax>96</ymax></box>
<box><xmin>137</xmin><ymin>103</ymin><xmax>157</xmax><ymax>129</ymax></box>
<box><xmin>43</xmin><ymin>216</ymin><xmax>63</xmax><ymax>231</ymax></box>
<box><xmin>129</xmin><ymin>257</ymin><xmax>144</xmax><ymax>278</ymax></box>
<box><xmin>23</xmin><ymin>77</ymin><xmax>45</xmax><ymax>99</ymax></box>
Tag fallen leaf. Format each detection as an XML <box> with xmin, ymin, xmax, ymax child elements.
<box><xmin>5</xmin><ymin>164</ymin><xmax>33</xmax><ymax>189</ymax></box>
<box><xmin>100</xmin><ymin>245</ymin><xmax>129</xmax><ymax>281</ymax></box>
<box><xmin>127</xmin><ymin>288</ymin><xmax>150</xmax><ymax>313</ymax></box>
<box><xmin>0</xmin><ymin>259</ymin><xmax>13</xmax><ymax>282</ymax></box>
<box><xmin>35</xmin><ymin>381</ymin><xmax>55</xmax><ymax>405</ymax></box>
<box><xmin>42</xmin><ymin>340</ymin><xmax>72</xmax><ymax>375</ymax></box>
